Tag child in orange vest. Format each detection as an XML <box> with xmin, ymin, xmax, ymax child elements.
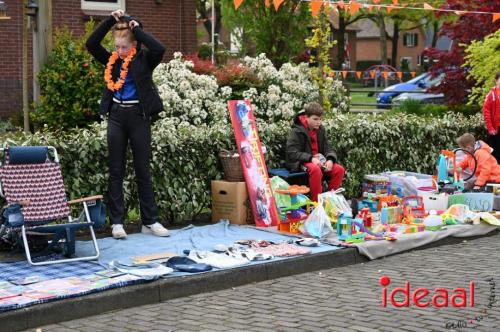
<box><xmin>457</xmin><ymin>133</ymin><xmax>500</xmax><ymax>190</ymax></box>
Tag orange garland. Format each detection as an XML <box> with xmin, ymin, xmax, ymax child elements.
<box><xmin>104</xmin><ymin>47</ymin><xmax>137</xmax><ymax>92</ymax></box>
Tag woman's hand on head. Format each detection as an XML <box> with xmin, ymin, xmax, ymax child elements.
<box><xmin>111</xmin><ymin>10</ymin><xmax>125</xmax><ymax>21</ymax></box>
<box><xmin>129</xmin><ymin>20</ymin><xmax>140</xmax><ymax>29</ymax></box>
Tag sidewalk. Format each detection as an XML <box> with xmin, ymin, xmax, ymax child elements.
<box><xmin>2</xmin><ymin>229</ymin><xmax>497</xmax><ymax>332</ymax></box>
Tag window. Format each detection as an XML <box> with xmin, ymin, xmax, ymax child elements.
<box><xmin>81</xmin><ymin>0</ymin><xmax>126</xmax><ymax>12</ymax></box>
<box><xmin>403</xmin><ymin>33</ymin><xmax>418</xmax><ymax>48</ymax></box>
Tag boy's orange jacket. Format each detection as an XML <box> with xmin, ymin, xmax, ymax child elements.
<box><xmin>458</xmin><ymin>141</ymin><xmax>500</xmax><ymax>186</ymax></box>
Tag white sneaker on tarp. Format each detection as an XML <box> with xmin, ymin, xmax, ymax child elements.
<box><xmin>141</xmin><ymin>222</ymin><xmax>170</xmax><ymax>237</ymax></box>
<box><xmin>112</xmin><ymin>224</ymin><xmax>127</xmax><ymax>239</ymax></box>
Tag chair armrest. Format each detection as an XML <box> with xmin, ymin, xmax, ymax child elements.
<box><xmin>68</xmin><ymin>195</ymin><xmax>103</xmax><ymax>205</ymax></box>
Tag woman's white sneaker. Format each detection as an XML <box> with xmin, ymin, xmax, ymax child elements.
<box><xmin>111</xmin><ymin>224</ymin><xmax>127</xmax><ymax>239</ymax></box>
<box><xmin>142</xmin><ymin>222</ymin><xmax>170</xmax><ymax>237</ymax></box>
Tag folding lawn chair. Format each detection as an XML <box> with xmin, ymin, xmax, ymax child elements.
<box><xmin>0</xmin><ymin>146</ymin><xmax>101</xmax><ymax>265</ymax></box>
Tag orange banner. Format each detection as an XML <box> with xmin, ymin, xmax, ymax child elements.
<box><xmin>310</xmin><ymin>0</ymin><xmax>323</xmax><ymax>17</ymax></box>
<box><xmin>273</xmin><ymin>0</ymin><xmax>284</xmax><ymax>11</ymax></box>
<box><xmin>355</xmin><ymin>71</ymin><xmax>362</xmax><ymax>79</ymax></box>
<box><xmin>382</xmin><ymin>71</ymin><xmax>389</xmax><ymax>80</ymax></box>
<box><xmin>370</xmin><ymin>70</ymin><xmax>376</xmax><ymax>79</ymax></box>
<box><xmin>493</xmin><ymin>13</ymin><xmax>500</xmax><ymax>23</ymax></box>
<box><xmin>396</xmin><ymin>71</ymin><xmax>403</xmax><ymax>80</ymax></box>
<box><xmin>234</xmin><ymin>0</ymin><xmax>244</xmax><ymax>10</ymax></box>
<box><xmin>349</xmin><ymin>1</ymin><xmax>361</xmax><ymax>15</ymax></box>
<box><xmin>411</xmin><ymin>71</ymin><xmax>416</xmax><ymax>78</ymax></box>
<box><xmin>342</xmin><ymin>71</ymin><xmax>348</xmax><ymax>79</ymax></box>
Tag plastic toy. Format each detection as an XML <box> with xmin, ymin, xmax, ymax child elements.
<box><xmin>402</xmin><ymin>196</ymin><xmax>426</xmax><ymax>221</ymax></box>
<box><xmin>377</xmin><ymin>195</ymin><xmax>401</xmax><ymax>211</ymax></box>
<box><xmin>437</xmin><ymin>149</ymin><xmax>477</xmax><ymax>194</ymax></box>
<box><xmin>337</xmin><ymin>215</ymin><xmax>366</xmax><ymax>243</ymax></box>
<box><xmin>380</xmin><ymin>206</ymin><xmax>402</xmax><ymax>224</ymax></box>
<box><xmin>275</xmin><ymin>185</ymin><xmax>310</xmax><ymax>234</ymax></box>
<box><xmin>356</xmin><ymin>208</ymin><xmax>373</xmax><ymax>228</ymax></box>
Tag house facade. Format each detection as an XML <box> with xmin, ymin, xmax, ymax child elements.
<box><xmin>0</xmin><ymin>0</ymin><xmax>197</xmax><ymax>119</ymax></box>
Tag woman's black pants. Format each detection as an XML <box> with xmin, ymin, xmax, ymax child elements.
<box><xmin>107</xmin><ymin>103</ymin><xmax>159</xmax><ymax>225</ymax></box>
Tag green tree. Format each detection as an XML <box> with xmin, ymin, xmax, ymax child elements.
<box><xmin>305</xmin><ymin>5</ymin><xmax>335</xmax><ymax>111</ymax></box>
<box><xmin>464</xmin><ymin>29</ymin><xmax>500</xmax><ymax>106</ymax></box>
<box><xmin>33</xmin><ymin>21</ymin><xmax>113</xmax><ymax>130</ymax></box>
<box><xmin>221</xmin><ymin>0</ymin><xmax>310</xmax><ymax>67</ymax></box>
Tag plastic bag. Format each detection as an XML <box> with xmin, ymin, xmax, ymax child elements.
<box><xmin>271</xmin><ymin>176</ymin><xmax>291</xmax><ymax>210</ymax></box>
<box><xmin>300</xmin><ymin>203</ymin><xmax>334</xmax><ymax>239</ymax></box>
<box><xmin>318</xmin><ymin>190</ymin><xmax>352</xmax><ymax>219</ymax></box>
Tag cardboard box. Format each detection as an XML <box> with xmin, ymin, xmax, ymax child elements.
<box><xmin>211</xmin><ymin>180</ymin><xmax>249</xmax><ymax>225</ymax></box>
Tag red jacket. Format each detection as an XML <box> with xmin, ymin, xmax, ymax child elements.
<box><xmin>458</xmin><ymin>141</ymin><xmax>500</xmax><ymax>186</ymax></box>
<box><xmin>298</xmin><ymin>115</ymin><xmax>319</xmax><ymax>155</ymax></box>
<box><xmin>482</xmin><ymin>88</ymin><xmax>500</xmax><ymax>132</ymax></box>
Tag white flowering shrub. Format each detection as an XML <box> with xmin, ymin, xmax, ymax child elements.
<box><xmin>153</xmin><ymin>52</ymin><xmax>232</xmax><ymax>127</ymax></box>
<box><xmin>153</xmin><ymin>53</ymin><xmax>350</xmax><ymax>126</ymax></box>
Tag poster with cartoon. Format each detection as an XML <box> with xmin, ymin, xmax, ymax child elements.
<box><xmin>227</xmin><ymin>100</ymin><xmax>279</xmax><ymax>227</ymax></box>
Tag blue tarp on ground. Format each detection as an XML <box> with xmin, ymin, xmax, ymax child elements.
<box><xmin>76</xmin><ymin>220</ymin><xmax>341</xmax><ymax>267</ymax></box>
<box><xmin>0</xmin><ymin>221</ymin><xmax>341</xmax><ymax>312</ymax></box>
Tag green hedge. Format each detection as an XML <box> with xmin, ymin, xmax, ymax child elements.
<box><xmin>2</xmin><ymin>112</ymin><xmax>486</xmax><ymax>223</ymax></box>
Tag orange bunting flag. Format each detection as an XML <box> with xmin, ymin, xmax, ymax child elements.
<box><xmin>342</xmin><ymin>71</ymin><xmax>348</xmax><ymax>79</ymax></box>
<box><xmin>410</xmin><ymin>71</ymin><xmax>416</xmax><ymax>78</ymax></box>
<box><xmin>370</xmin><ymin>70</ymin><xmax>376</xmax><ymax>79</ymax></box>
<box><xmin>386</xmin><ymin>5</ymin><xmax>395</xmax><ymax>14</ymax></box>
<box><xmin>373</xmin><ymin>0</ymin><xmax>380</xmax><ymax>4</ymax></box>
<box><xmin>392</xmin><ymin>0</ymin><xmax>398</xmax><ymax>5</ymax></box>
<box><xmin>367</xmin><ymin>5</ymin><xmax>375</xmax><ymax>12</ymax></box>
<box><xmin>234</xmin><ymin>0</ymin><xmax>244</xmax><ymax>10</ymax></box>
<box><xmin>338</xmin><ymin>1</ymin><xmax>344</xmax><ymax>10</ymax></box>
<box><xmin>382</xmin><ymin>72</ymin><xmax>389</xmax><ymax>80</ymax></box>
<box><xmin>310</xmin><ymin>0</ymin><xmax>323</xmax><ymax>17</ymax></box>
<box><xmin>273</xmin><ymin>0</ymin><xmax>284</xmax><ymax>11</ymax></box>
<box><xmin>264</xmin><ymin>0</ymin><xmax>270</xmax><ymax>8</ymax></box>
<box><xmin>423</xmin><ymin>3</ymin><xmax>434</xmax><ymax>11</ymax></box>
<box><xmin>355</xmin><ymin>71</ymin><xmax>362</xmax><ymax>79</ymax></box>
<box><xmin>396</xmin><ymin>71</ymin><xmax>403</xmax><ymax>80</ymax></box>
<box><xmin>349</xmin><ymin>1</ymin><xmax>362</xmax><ymax>15</ymax></box>
<box><xmin>493</xmin><ymin>13</ymin><xmax>500</xmax><ymax>23</ymax></box>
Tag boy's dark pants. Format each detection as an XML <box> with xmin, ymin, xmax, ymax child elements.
<box><xmin>107</xmin><ymin>104</ymin><xmax>159</xmax><ymax>226</ymax></box>
<box><xmin>489</xmin><ymin>130</ymin><xmax>500</xmax><ymax>163</ymax></box>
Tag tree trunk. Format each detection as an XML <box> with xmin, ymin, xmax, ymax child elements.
<box><xmin>431</xmin><ymin>20</ymin><xmax>439</xmax><ymax>48</ymax></box>
<box><xmin>391</xmin><ymin>22</ymin><xmax>399</xmax><ymax>68</ymax></box>
<box><xmin>379</xmin><ymin>15</ymin><xmax>388</xmax><ymax>65</ymax></box>
<box><xmin>336</xmin><ymin>13</ymin><xmax>346</xmax><ymax>70</ymax></box>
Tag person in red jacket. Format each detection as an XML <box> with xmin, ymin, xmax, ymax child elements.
<box><xmin>285</xmin><ymin>102</ymin><xmax>345</xmax><ymax>201</ymax></box>
<box><xmin>482</xmin><ymin>72</ymin><xmax>500</xmax><ymax>162</ymax></box>
<box><xmin>457</xmin><ymin>133</ymin><xmax>500</xmax><ymax>190</ymax></box>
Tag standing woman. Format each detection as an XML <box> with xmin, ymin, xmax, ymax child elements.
<box><xmin>86</xmin><ymin>10</ymin><xmax>169</xmax><ymax>239</ymax></box>
<box><xmin>483</xmin><ymin>72</ymin><xmax>500</xmax><ymax>163</ymax></box>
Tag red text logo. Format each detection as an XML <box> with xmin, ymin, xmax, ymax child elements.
<box><xmin>380</xmin><ymin>275</ymin><xmax>474</xmax><ymax>308</ymax></box>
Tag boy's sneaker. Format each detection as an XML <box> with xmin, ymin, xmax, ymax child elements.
<box><xmin>141</xmin><ymin>222</ymin><xmax>170</xmax><ymax>237</ymax></box>
<box><xmin>112</xmin><ymin>224</ymin><xmax>127</xmax><ymax>239</ymax></box>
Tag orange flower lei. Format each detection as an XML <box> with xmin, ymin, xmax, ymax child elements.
<box><xmin>104</xmin><ymin>47</ymin><xmax>137</xmax><ymax>92</ymax></box>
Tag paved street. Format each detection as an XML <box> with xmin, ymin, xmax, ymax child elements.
<box><xmin>37</xmin><ymin>233</ymin><xmax>500</xmax><ymax>332</ymax></box>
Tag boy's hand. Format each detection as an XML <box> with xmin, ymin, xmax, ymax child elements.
<box><xmin>324</xmin><ymin>160</ymin><xmax>334</xmax><ymax>172</ymax></box>
<box><xmin>129</xmin><ymin>20</ymin><xmax>140</xmax><ymax>29</ymax></box>
<box><xmin>311</xmin><ymin>157</ymin><xmax>322</xmax><ymax>166</ymax></box>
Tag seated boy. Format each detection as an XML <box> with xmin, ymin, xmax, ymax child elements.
<box><xmin>285</xmin><ymin>102</ymin><xmax>345</xmax><ymax>201</ymax></box>
<box><xmin>456</xmin><ymin>133</ymin><xmax>500</xmax><ymax>190</ymax></box>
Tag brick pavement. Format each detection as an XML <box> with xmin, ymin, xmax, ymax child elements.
<box><xmin>36</xmin><ymin>233</ymin><xmax>500</xmax><ymax>332</ymax></box>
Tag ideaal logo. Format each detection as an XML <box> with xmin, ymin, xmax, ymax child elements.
<box><xmin>379</xmin><ymin>275</ymin><xmax>475</xmax><ymax>308</ymax></box>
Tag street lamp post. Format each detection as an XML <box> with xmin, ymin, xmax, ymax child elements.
<box><xmin>211</xmin><ymin>0</ymin><xmax>215</xmax><ymax>64</ymax></box>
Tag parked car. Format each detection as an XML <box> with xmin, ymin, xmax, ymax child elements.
<box><xmin>376</xmin><ymin>73</ymin><xmax>443</xmax><ymax>109</ymax></box>
<box><xmin>392</xmin><ymin>92</ymin><xmax>445</xmax><ymax>105</ymax></box>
